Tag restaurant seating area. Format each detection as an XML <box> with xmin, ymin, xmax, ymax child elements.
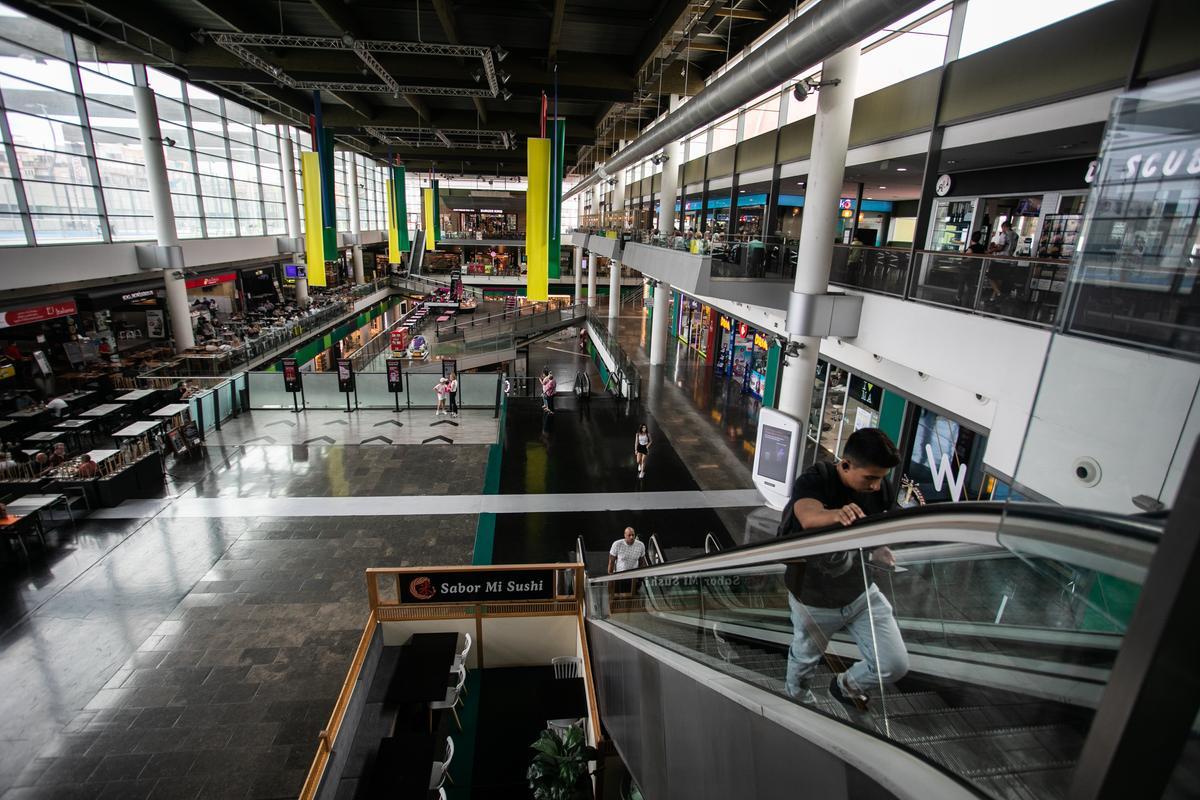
<box><xmin>0</xmin><ymin>383</ymin><xmax>198</xmax><ymax>562</ymax></box>
<box><xmin>333</xmin><ymin>629</ymin><xmax>589</xmax><ymax>800</ymax></box>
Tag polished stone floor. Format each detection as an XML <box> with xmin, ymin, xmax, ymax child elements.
<box><xmin>0</xmin><ymin>306</ymin><xmax>773</xmax><ymax>798</ymax></box>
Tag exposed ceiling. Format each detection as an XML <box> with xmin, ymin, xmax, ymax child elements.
<box><xmin>13</xmin><ymin>0</ymin><xmax>795</xmax><ymax>176</ymax></box>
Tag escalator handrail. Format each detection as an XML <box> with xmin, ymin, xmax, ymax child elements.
<box><xmin>647</xmin><ymin>533</ymin><xmax>666</xmax><ymax>565</ymax></box>
<box><xmin>703</xmin><ymin>532</ymin><xmax>722</xmax><ymax>554</ymax></box>
<box><xmin>586</xmin><ymin>501</ymin><xmax>1158</xmax><ymax>585</ymax></box>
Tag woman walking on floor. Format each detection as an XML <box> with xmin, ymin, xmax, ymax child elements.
<box><xmin>634</xmin><ymin>423</ymin><xmax>652</xmax><ymax>478</ymax></box>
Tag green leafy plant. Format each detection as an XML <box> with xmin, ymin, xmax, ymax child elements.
<box><xmin>527</xmin><ymin>726</ymin><xmax>600</xmax><ymax>800</ymax></box>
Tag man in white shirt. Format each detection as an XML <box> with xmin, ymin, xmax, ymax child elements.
<box><xmin>988</xmin><ymin>220</ymin><xmax>1018</xmax><ymax>256</ymax></box>
<box><xmin>608</xmin><ymin>527</ymin><xmax>647</xmax><ymax>595</ymax></box>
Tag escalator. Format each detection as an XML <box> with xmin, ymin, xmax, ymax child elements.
<box><xmin>583</xmin><ymin>502</ymin><xmax>1161</xmax><ymax>800</ymax></box>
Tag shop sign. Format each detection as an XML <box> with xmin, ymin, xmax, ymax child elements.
<box><xmin>185</xmin><ymin>272</ymin><xmax>236</xmax><ymax>289</ymax></box>
<box><xmin>753</xmin><ymin>333</ymin><xmax>770</xmax><ymax>350</ymax></box>
<box><xmin>284</xmin><ymin>264</ymin><xmax>306</xmax><ymax>279</ymax></box>
<box><xmin>0</xmin><ymin>299</ymin><xmax>77</xmax><ymax>329</ymax></box>
<box><xmin>399</xmin><ymin>568</ymin><xmax>556</xmax><ymax>604</ymax></box>
<box><xmin>926</xmin><ymin>445</ymin><xmax>967</xmax><ymax>502</ymax></box>
<box><xmin>737</xmin><ymin>322</ymin><xmax>749</xmax><ymax>338</ymax></box>
<box><xmin>442</xmin><ymin>358</ymin><xmax>457</xmax><ymax>378</ymax></box>
<box><xmin>720</xmin><ymin>316</ymin><xmax>731</xmax><ymax>331</ymax></box>
<box><xmin>838</xmin><ymin>198</ymin><xmax>854</xmax><ymax>210</ymax></box>
<box><xmin>1103</xmin><ymin>138</ymin><xmax>1200</xmax><ymax>184</ymax></box>
<box><xmin>120</xmin><ymin>289</ymin><xmax>157</xmax><ymax>302</ymax></box>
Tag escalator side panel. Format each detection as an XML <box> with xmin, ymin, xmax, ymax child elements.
<box><xmin>588</xmin><ymin>620</ymin><xmax>971</xmax><ymax>800</ymax></box>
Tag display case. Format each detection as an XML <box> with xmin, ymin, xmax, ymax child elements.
<box><xmin>928</xmin><ymin>199</ymin><xmax>977</xmax><ymax>252</ymax></box>
<box><xmin>1038</xmin><ymin>214</ymin><xmax>1083</xmax><ymax>259</ymax></box>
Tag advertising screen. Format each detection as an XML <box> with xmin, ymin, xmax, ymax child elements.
<box><xmin>757</xmin><ymin>424</ymin><xmax>792</xmax><ymax>482</ymax></box>
<box><xmin>282</xmin><ymin>358</ymin><xmax>302</xmax><ymax>393</ymax></box>
<box><xmin>336</xmin><ymin>359</ymin><xmax>355</xmax><ymax>392</ymax></box>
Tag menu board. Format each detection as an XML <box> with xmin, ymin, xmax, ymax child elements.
<box><xmin>386</xmin><ymin>359</ymin><xmax>404</xmax><ymax>393</ymax></box>
<box><xmin>282</xmin><ymin>358</ymin><xmax>302</xmax><ymax>393</ymax></box>
<box><xmin>337</xmin><ymin>359</ymin><xmax>355</xmax><ymax>393</ymax></box>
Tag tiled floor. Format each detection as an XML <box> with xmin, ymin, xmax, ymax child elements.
<box><xmin>202</xmin><ymin>408</ymin><xmax>499</xmax><ymax>449</ymax></box>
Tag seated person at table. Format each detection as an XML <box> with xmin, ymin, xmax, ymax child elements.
<box><xmin>46</xmin><ymin>395</ymin><xmax>69</xmax><ymax>417</ymax></box>
<box><xmin>49</xmin><ymin>443</ymin><xmax>66</xmax><ymax>467</ymax></box>
<box><xmin>33</xmin><ymin>452</ymin><xmax>48</xmax><ymax>473</ymax></box>
<box><xmin>76</xmin><ymin>453</ymin><xmax>98</xmax><ymax>478</ymax></box>
<box><xmin>0</xmin><ymin>451</ymin><xmax>15</xmax><ymax>475</ymax></box>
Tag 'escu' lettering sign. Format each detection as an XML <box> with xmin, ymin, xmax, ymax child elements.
<box><xmin>399</xmin><ymin>568</ymin><xmax>557</xmax><ymax>604</ymax></box>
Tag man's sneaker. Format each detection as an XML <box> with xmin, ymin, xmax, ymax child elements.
<box><xmin>829</xmin><ymin>674</ymin><xmax>869</xmax><ymax>711</ymax></box>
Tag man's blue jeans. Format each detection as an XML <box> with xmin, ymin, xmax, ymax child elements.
<box><xmin>785</xmin><ymin>583</ymin><xmax>909</xmax><ymax>698</ymax></box>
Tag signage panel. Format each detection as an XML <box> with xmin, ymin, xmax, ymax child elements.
<box><xmin>0</xmin><ymin>299</ymin><xmax>77</xmax><ymax>328</ymax></box>
<box><xmin>337</xmin><ymin>359</ymin><xmax>355</xmax><ymax>393</ymax></box>
<box><xmin>386</xmin><ymin>359</ymin><xmax>404</xmax><ymax>393</ymax></box>
<box><xmin>184</xmin><ymin>272</ymin><xmax>236</xmax><ymax>289</ymax></box>
<box><xmin>282</xmin><ymin>358</ymin><xmax>302</xmax><ymax>393</ymax></box>
<box><xmin>398</xmin><ymin>568</ymin><xmax>557</xmax><ymax>604</ymax></box>
<box><xmin>442</xmin><ymin>359</ymin><xmax>457</xmax><ymax>378</ymax></box>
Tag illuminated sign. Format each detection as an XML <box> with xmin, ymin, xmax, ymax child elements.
<box><xmin>720</xmin><ymin>316</ymin><xmax>731</xmax><ymax>331</ymax></box>
<box><xmin>753</xmin><ymin>333</ymin><xmax>770</xmax><ymax>350</ymax></box>
<box><xmin>185</xmin><ymin>272</ymin><xmax>236</xmax><ymax>289</ymax></box>
<box><xmin>120</xmin><ymin>289</ymin><xmax>157</xmax><ymax>302</ymax></box>
<box><xmin>0</xmin><ymin>300</ymin><xmax>77</xmax><ymax>328</ymax></box>
<box><xmin>399</xmin><ymin>568</ymin><xmax>556</xmax><ymax>604</ymax></box>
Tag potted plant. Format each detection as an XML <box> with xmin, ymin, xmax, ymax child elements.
<box><xmin>527</xmin><ymin>725</ymin><xmax>599</xmax><ymax>800</ymax></box>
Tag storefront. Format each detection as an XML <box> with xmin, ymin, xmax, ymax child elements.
<box><xmin>674</xmin><ymin>295</ymin><xmax>715</xmax><ymax>359</ymax></box>
<box><xmin>77</xmin><ymin>286</ymin><xmax>168</xmax><ymax>359</ymax></box>
<box><xmin>681</xmin><ymin>187</ymin><xmax>703</xmax><ymax>233</ymax></box>
<box><xmin>186</xmin><ymin>272</ymin><xmax>239</xmax><ymax>316</ymax></box>
<box><xmin>240</xmin><ymin>266</ymin><xmax>282</xmax><ymax>311</ymax></box>
<box><xmin>713</xmin><ymin>315</ymin><xmax>778</xmax><ymax>402</ymax></box>
<box><xmin>804</xmin><ymin>356</ymin><xmax>996</xmax><ymax>504</ymax></box>
<box><xmin>0</xmin><ymin>298</ymin><xmax>85</xmax><ymax>377</ymax></box>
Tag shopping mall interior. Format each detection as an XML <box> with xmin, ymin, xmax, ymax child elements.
<box><xmin>0</xmin><ymin>0</ymin><xmax>1195</xmax><ymax>798</ymax></box>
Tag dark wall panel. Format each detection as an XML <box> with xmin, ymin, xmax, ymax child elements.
<box><xmin>708</xmin><ymin>145</ymin><xmax>735</xmax><ymax>178</ymax></box>
<box><xmin>736</xmin><ymin>132</ymin><xmax>777</xmax><ymax>172</ymax></box>
<box><xmin>1139</xmin><ymin>0</ymin><xmax>1200</xmax><ymax>79</ymax></box>
<box><xmin>849</xmin><ymin>70</ymin><xmax>939</xmax><ymax>147</ymax></box>
<box><xmin>939</xmin><ymin>0</ymin><xmax>1138</xmax><ymax>124</ymax></box>
<box><xmin>683</xmin><ymin>158</ymin><xmax>705</xmax><ymax>184</ymax></box>
<box><xmin>588</xmin><ymin>622</ymin><xmax>900</xmax><ymax>800</ymax></box>
<box><xmin>778</xmin><ymin>117</ymin><xmax>815</xmax><ymax>164</ymax></box>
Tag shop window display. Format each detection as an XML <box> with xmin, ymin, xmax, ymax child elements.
<box><xmin>903</xmin><ymin>407</ymin><xmax>989</xmax><ymax>503</ymax></box>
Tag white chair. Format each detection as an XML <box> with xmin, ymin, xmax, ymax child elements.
<box><xmin>429</xmin><ymin>735</ymin><xmax>455</xmax><ymax>789</ymax></box>
<box><xmin>548</xmin><ymin>717</ymin><xmax>585</xmax><ymax>740</ymax></box>
<box><xmin>438</xmin><ymin>789</ymin><xmax>447</xmax><ymax>800</ymax></box>
<box><xmin>430</xmin><ymin>664</ymin><xmax>466</xmax><ymax>732</ymax></box>
<box><xmin>552</xmin><ymin>656</ymin><xmax>582</xmax><ymax>679</ymax></box>
<box><xmin>451</xmin><ymin>633</ymin><xmax>473</xmax><ymax>695</ymax></box>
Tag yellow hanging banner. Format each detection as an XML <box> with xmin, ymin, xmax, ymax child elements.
<box><xmin>423</xmin><ymin>188</ymin><xmax>436</xmax><ymax>251</ymax></box>
<box><xmin>386</xmin><ymin>179</ymin><xmax>402</xmax><ymax>264</ymax></box>
<box><xmin>525</xmin><ymin>137</ymin><xmax>550</xmax><ymax>302</ymax></box>
<box><xmin>301</xmin><ymin>152</ymin><xmax>326</xmax><ymax>287</ymax></box>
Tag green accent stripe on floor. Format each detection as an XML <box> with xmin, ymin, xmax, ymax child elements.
<box><xmin>472</xmin><ymin>396</ymin><xmax>505</xmax><ymax>565</ymax></box>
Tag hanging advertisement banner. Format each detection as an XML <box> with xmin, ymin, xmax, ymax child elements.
<box><xmin>301</xmin><ymin>152</ymin><xmax>327</xmax><ymax>286</ymax></box>
<box><xmin>526</xmin><ymin>137</ymin><xmax>551</xmax><ymax>301</ymax></box>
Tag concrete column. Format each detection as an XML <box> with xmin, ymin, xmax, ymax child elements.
<box><xmin>777</xmin><ymin>46</ymin><xmax>860</xmax><ymax>428</ymax></box>
<box><xmin>608</xmin><ymin>259</ymin><xmax>621</xmax><ymax>319</ymax></box>
<box><xmin>133</xmin><ymin>85</ymin><xmax>194</xmax><ymax>352</ymax></box>
<box><xmin>278</xmin><ymin>128</ymin><xmax>309</xmax><ymax>306</ymax></box>
<box><xmin>658</xmin><ymin>94</ymin><xmax>684</xmax><ymax>235</ymax></box>
<box><xmin>348</xmin><ymin>156</ymin><xmax>365</xmax><ymax>284</ymax></box>
<box><xmin>586</xmin><ymin>251</ymin><xmax>597</xmax><ymax>307</ymax></box>
<box><xmin>649</xmin><ymin>280</ymin><xmax>670</xmax><ymax>365</ymax></box>
<box><xmin>572</xmin><ymin>246</ymin><xmax>583</xmax><ymax>303</ymax></box>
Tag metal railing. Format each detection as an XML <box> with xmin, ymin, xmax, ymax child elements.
<box><xmin>585</xmin><ymin>308</ymin><xmax>641</xmax><ymax>400</ymax></box>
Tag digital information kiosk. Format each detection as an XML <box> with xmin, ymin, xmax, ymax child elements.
<box><xmin>752</xmin><ymin>407</ymin><xmax>802</xmax><ymax>511</ymax></box>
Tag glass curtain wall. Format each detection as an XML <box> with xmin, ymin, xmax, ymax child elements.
<box><xmin>0</xmin><ymin>2</ymin><xmax>388</xmax><ymax>247</ymax></box>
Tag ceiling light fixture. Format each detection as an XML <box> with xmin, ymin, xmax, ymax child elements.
<box><xmin>499</xmin><ymin>71</ymin><xmax>511</xmax><ymax>85</ymax></box>
<box><xmin>493</xmin><ymin>45</ymin><xmax>508</xmax><ymax>63</ymax></box>
<box><xmin>472</xmin><ymin>69</ymin><xmax>483</xmax><ymax>83</ymax></box>
<box><xmin>895</xmin><ymin>167</ymin><xmax>907</xmax><ymax>172</ymax></box>
<box><xmin>500</xmin><ymin>88</ymin><xmax>512</xmax><ymax>101</ymax></box>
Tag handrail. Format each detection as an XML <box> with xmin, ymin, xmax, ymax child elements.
<box><xmin>587</xmin><ymin>501</ymin><xmax>1160</xmax><ymax>585</ymax></box>
<box><xmin>911</xmin><ymin>247</ymin><xmax>1072</xmax><ymax>266</ymax></box>
<box><xmin>576</xmin><ymin>535</ymin><xmax>588</xmax><ymax>574</ymax></box>
<box><xmin>703</xmin><ymin>532</ymin><xmax>722</xmax><ymax>555</ymax></box>
<box><xmin>299</xmin><ymin>608</ymin><xmax>378</xmax><ymax>800</ymax></box>
<box><xmin>648</xmin><ymin>533</ymin><xmax>666</xmax><ymax>565</ymax></box>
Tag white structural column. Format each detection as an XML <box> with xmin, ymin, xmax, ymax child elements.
<box><xmin>610</xmin><ymin>168</ymin><xmax>626</xmax><ymax>230</ymax></box>
<box><xmin>777</xmin><ymin>46</ymin><xmax>860</xmax><ymax>426</ymax></box>
<box><xmin>658</xmin><ymin>94</ymin><xmax>684</xmax><ymax>235</ymax></box>
<box><xmin>649</xmin><ymin>280</ymin><xmax>670</xmax><ymax>365</ymax></box>
<box><xmin>572</xmin><ymin>245</ymin><xmax>583</xmax><ymax>303</ymax></box>
<box><xmin>133</xmin><ymin>84</ymin><xmax>194</xmax><ymax>353</ymax></box>
<box><xmin>608</xmin><ymin>259</ymin><xmax>621</xmax><ymax>319</ymax></box>
<box><xmin>278</xmin><ymin>129</ymin><xmax>309</xmax><ymax>306</ymax></box>
<box><xmin>348</xmin><ymin>157</ymin><xmax>365</xmax><ymax>284</ymax></box>
<box><xmin>586</xmin><ymin>250</ymin><xmax>597</xmax><ymax>307</ymax></box>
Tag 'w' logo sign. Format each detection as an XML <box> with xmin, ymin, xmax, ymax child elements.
<box><xmin>925</xmin><ymin>444</ymin><xmax>967</xmax><ymax>502</ymax></box>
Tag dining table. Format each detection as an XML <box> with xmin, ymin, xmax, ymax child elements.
<box><xmin>385</xmin><ymin>632</ymin><xmax>460</xmax><ymax>705</ymax></box>
<box><xmin>540</xmin><ymin>675</ymin><xmax>588</xmax><ymax>722</ymax></box>
<box><xmin>369</xmin><ymin>732</ymin><xmax>443</xmax><ymax>799</ymax></box>
<box><xmin>79</xmin><ymin>403</ymin><xmax>127</xmax><ymax>419</ymax></box>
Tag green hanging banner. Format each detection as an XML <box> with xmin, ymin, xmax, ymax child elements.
<box><xmin>319</xmin><ymin>129</ymin><xmax>338</xmax><ymax>263</ymax></box>
<box><xmin>548</xmin><ymin>118</ymin><xmax>565</xmax><ymax>280</ymax></box>
<box><xmin>392</xmin><ymin>165</ymin><xmax>408</xmax><ymax>252</ymax></box>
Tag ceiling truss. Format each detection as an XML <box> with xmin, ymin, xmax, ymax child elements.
<box><xmin>364</xmin><ymin>126</ymin><xmax>516</xmax><ymax>151</ymax></box>
<box><xmin>206</xmin><ymin>31</ymin><xmax>501</xmax><ymax>99</ymax></box>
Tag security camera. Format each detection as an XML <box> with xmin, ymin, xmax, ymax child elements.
<box><xmin>1072</xmin><ymin>457</ymin><xmax>1102</xmax><ymax>488</ymax></box>
<box><xmin>162</xmin><ymin>137</ymin><xmax>176</xmax><ymax>148</ymax></box>
<box><xmin>793</xmin><ymin>77</ymin><xmax>841</xmax><ymax>103</ymax></box>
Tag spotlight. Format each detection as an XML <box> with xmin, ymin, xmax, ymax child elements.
<box><xmin>493</xmin><ymin>45</ymin><xmax>508</xmax><ymax>63</ymax></box>
<box><xmin>793</xmin><ymin>76</ymin><xmax>842</xmax><ymax>103</ymax></box>
<box><xmin>162</xmin><ymin>136</ymin><xmax>176</xmax><ymax>148</ymax></box>
<box><xmin>472</xmin><ymin>69</ymin><xmax>483</xmax><ymax>83</ymax></box>
<box><xmin>792</xmin><ymin>82</ymin><xmax>808</xmax><ymax>102</ymax></box>
<box><xmin>500</xmin><ymin>88</ymin><xmax>512</xmax><ymax>101</ymax></box>
<box><xmin>499</xmin><ymin>70</ymin><xmax>511</xmax><ymax>85</ymax></box>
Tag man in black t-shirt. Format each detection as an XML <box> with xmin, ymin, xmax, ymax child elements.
<box><xmin>781</xmin><ymin>428</ymin><xmax>909</xmax><ymax>710</ymax></box>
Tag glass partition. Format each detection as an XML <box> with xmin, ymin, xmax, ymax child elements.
<box><xmin>247</xmin><ymin>370</ymin><xmax>293</xmax><ymax>408</ymax></box>
<box><xmin>589</xmin><ymin>510</ymin><xmax>1152</xmax><ymax>800</ymax></box>
<box><xmin>299</xmin><ymin>371</ymin><xmax>344</xmax><ymax>409</ymax></box>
